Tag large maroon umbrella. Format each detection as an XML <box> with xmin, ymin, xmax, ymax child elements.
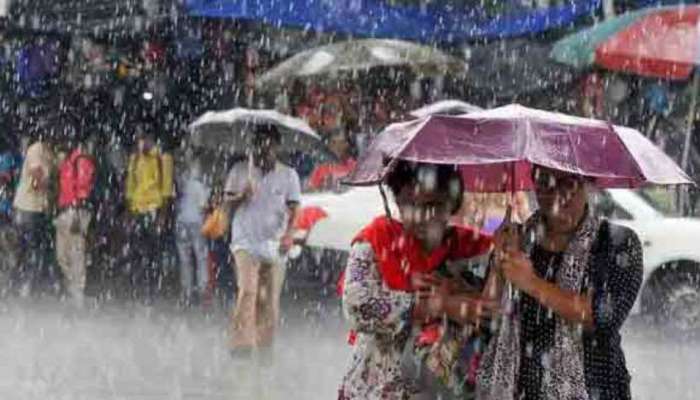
<box><xmin>346</xmin><ymin>104</ymin><xmax>693</xmax><ymax>191</ymax></box>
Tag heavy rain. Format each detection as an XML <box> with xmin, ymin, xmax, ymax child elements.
<box><xmin>0</xmin><ymin>1</ymin><xmax>697</xmax><ymax>399</ymax></box>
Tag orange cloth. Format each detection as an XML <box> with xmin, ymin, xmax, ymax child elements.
<box><xmin>293</xmin><ymin>206</ymin><xmax>328</xmax><ymax>231</ymax></box>
<box><xmin>307</xmin><ymin>158</ymin><xmax>357</xmax><ymax>191</ymax></box>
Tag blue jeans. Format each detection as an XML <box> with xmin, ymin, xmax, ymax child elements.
<box><xmin>176</xmin><ymin>221</ymin><xmax>209</xmax><ymax>297</ymax></box>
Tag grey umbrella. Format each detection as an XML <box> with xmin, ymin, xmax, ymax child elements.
<box><xmin>409</xmin><ymin>99</ymin><xmax>483</xmax><ymax>118</ymax></box>
<box><xmin>257</xmin><ymin>39</ymin><xmax>466</xmax><ymax>88</ymax></box>
<box><xmin>188</xmin><ymin>108</ymin><xmax>326</xmax><ymax>155</ymax></box>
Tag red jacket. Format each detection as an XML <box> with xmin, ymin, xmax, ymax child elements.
<box><xmin>352</xmin><ymin>216</ymin><xmax>493</xmax><ymax>291</ymax></box>
<box><xmin>340</xmin><ymin>216</ymin><xmax>493</xmax><ymax>344</ymax></box>
<box><xmin>58</xmin><ymin>149</ymin><xmax>96</xmax><ymax>209</ymax></box>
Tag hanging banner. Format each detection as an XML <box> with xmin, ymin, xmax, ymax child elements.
<box><xmin>185</xmin><ymin>0</ymin><xmax>601</xmax><ymax>43</ymax></box>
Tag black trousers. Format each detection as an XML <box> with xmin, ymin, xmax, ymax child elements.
<box><xmin>126</xmin><ymin>212</ymin><xmax>166</xmax><ymax>300</ymax></box>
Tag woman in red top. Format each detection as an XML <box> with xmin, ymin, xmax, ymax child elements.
<box><xmin>55</xmin><ymin>136</ymin><xmax>97</xmax><ymax>307</ymax></box>
<box><xmin>338</xmin><ymin>160</ymin><xmax>494</xmax><ymax>400</ymax></box>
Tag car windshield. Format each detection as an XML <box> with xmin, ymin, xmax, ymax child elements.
<box><xmin>636</xmin><ymin>187</ymin><xmax>683</xmax><ymax>217</ymax></box>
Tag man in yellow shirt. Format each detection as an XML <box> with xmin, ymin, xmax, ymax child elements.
<box><xmin>126</xmin><ymin>137</ymin><xmax>174</xmax><ymax>214</ymax></box>
<box><xmin>125</xmin><ymin>131</ymin><xmax>174</xmax><ymax>302</ymax></box>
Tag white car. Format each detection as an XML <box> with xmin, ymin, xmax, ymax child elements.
<box><xmin>595</xmin><ymin>189</ymin><xmax>700</xmax><ymax>332</ymax></box>
<box><xmin>297</xmin><ymin>187</ymin><xmax>700</xmax><ymax>332</ymax></box>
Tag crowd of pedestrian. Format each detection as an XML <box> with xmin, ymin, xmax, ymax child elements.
<box><xmin>0</xmin><ymin>91</ymin><xmax>660</xmax><ymax>400</ymax></box>
<box><xmin>0</xmin><ymin>108</ymin><xmax>315</xmax><ymax>366</ymax></box>
<box><xmin>0</xmin><ymin>118</ymin><xmax>222</xmax><ymax>306</ymax></box>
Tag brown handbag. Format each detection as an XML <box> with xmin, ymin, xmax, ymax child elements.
<box><xmin>200</xmin><ymin>207</ymin><xmax>230</xmax><ymax>240</ymax></box>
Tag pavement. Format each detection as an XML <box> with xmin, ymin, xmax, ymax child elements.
<box><xmin>0</xmin><ymin>298</ymin><xmax>695</xmax><ymax>400</ymax></box>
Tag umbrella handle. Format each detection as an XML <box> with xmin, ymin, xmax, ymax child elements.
<box><xmin>379</xmin><ymin>183</ymin><xmax>393</xmax><ymax>219</ymax></box>
<box><xmin>247</xmin><ymin>153</ymin><xmax>256</xmax><ymax>194</ymax></box>
<box><xmin>248</xmin><ymin>153</ymin><xmax>253</xmax><ymax>182</ymax></box>
<box><xmin>503</xmin><ymin>203</ymin><xmax>513</xmax><ymax>225</ymax></box>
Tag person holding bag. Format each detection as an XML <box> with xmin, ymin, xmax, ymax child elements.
<box><xmin>175</xmin><ymin>148</ymin><xmax>211</xmax><ymax>306</ymax></box>
<box><xmin>224</xmin><ymin>125</ymin><xmax>301</xmax><ymax>360</ymax></box>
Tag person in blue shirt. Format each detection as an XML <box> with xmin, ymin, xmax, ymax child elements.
<box><xmin>0</xmin><ymin>146</ymin><xmax>20</xmax><ymax>219</ymax></box>
<box><xmin>0</xmin><ymin>137</ymin><xmax>22</xmax><ymax>292</ymax></box>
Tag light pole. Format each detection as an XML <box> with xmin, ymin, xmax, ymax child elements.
<box><xmin>603</xmin><ymin>0</ymin><xmax>615</xmax><ymax>19</ymax></box>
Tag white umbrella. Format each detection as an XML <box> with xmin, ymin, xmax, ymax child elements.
<box><xmin>409</xmin><ymin>99</ymin><xmax>483</xmax><ymax>118</ymax></box>
<box><xmin>189</xmin><ymin>108</ymin><xmax>324</xmax><ymax>154</ymax></box>
<box><xmin>257</xmin><ymin>39</ymin><xmax>465</xmax><ymax>87</ymax></box>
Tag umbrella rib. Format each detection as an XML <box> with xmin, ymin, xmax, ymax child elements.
<box><xmin>564</xmin><ymin>123</ymin><xmax>583</xmax><ymax>177</ymax></box>
<box><xmin>370</xmin><ymin>117</ymin><xmax>434</xmax><ymax>185</ymax></box>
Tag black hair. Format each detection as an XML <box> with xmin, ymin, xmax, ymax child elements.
<box><xmin>385</xmin><ymin>159</ymin><xmax>464</xmax><ymax>214</ymax></box>
<box><xmin>252</xmin><ymin>123</ymin><xmax>281</xmax><ymax>144</ymax></box>
<box><xmin>134</xmin><ymin>121</ymin><xmax>155</xmax><ymax>139</ymax></box>
<box><xmin>325</xmin><ymin>127</ymin><xmax>358</xmax><ymax>158</ymax></box>
<box><xmin>0</xmin><ymin>134</ymin><xmax>14</xmax><ymax>152</ymax></box>
<box><xmin>531</xmin><ymin>165</ymin><xmax>590</xmax><ymax>187</ymax></box>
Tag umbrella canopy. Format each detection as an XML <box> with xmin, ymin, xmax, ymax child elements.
<box><xmin>466</xmin><ymin>39</ymin><xmax>578</xmax><ymax>99</ymax></box>
<box><xmin>188</xmin><ymin>108</ymin><xmax>325</xmax><ymax>155</ymax></box>
<box><xmin>551</xmin><ymin>5</ymin><xmax>700</xmax><ymax>80</ymax></box>
<box><xmin>345</xmin><ymin>104</ymin><xmax>694</xmax><ymax>191</ymax></box>
<box><xmin>256</xmin><ymin>39</ymin><xmax>465</xmax><ymax>87</ymax></box>
<box><xmin>614</xmin><ymin>124</ymin><xmax>692</xmax><ymax>186</ymax></box>
<box><xmin>409</xmin><ymin>100</ymin><xmax>483</xmax><ymax>118</ymax></box>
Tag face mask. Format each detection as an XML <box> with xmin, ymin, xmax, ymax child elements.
<box><xmin>190</xmin><ymin>162</ymin><xmax>202</xmax><ymax>179</ymax></box>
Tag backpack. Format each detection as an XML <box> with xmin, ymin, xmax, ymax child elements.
<box><xmin>173</xmin><ymin>36</ymin><xmax>204</xmax><ymax>61</ymax></box>
<box><xmin>74</xmin><ymin>153</ymin><xmax>111</xmax><ymax>210</ymax></box>
<box><xmin>15</xmin><ymin>41</ymin><xmax>60</xmax><ymax>98</ymax></box>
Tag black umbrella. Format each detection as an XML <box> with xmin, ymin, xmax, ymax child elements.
<box><xmin>7</xmin><ymin>0</ymin><xmax>173</xmax><ymax>38</ymax></box>
<box><xmin>464</xmin><ymin>38</ymin><xmax>578</xmax><ymax>100</ymax></box>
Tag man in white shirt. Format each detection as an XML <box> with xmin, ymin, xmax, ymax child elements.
<box><xmin>225</xmin><ymin>124</ymin><xmax>301</xmax><ymax>357</ymax></box>
<box><xmin>13</xmin><ymin>133</ymin><xmax>56</xmax><ymax>294</ymax></box>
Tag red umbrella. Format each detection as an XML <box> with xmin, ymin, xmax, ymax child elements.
<box><xmin>596</xmin><ymin>6</ymin><xmax>700</xmax><ymax>80</ymax></box>
<box><xmin>552</xmin><ymin>5</ymin><xmax>700</xmax><ymax>80</ymax></box>
<box><xmin>293</xmin><ymin>206</ymin><xmax>328</xmax><ymax>231</ymax></box>
<box><xmin>345</xmin><ymin>104</ymin><xmax>693</xmax><ymax>191</ymax></box>
<box><xmin>551</xmin><ymin>5</ymin><xmax>700</xmax><ymax>172</ymax></box>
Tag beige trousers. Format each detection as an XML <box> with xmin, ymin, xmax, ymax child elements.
<box><xmin>229</xmin><ymin>250</ymin><xmax>286</xmax><ymax>349</ymax></box>
<box><xmin>55</xmin><ymin>208</ymin><xmax>92</xmax><ymax>299</ymax></box>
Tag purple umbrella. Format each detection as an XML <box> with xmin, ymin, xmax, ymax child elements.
<box><xmin>346</xmin><ymin>104</ymin><xmax>693</xmax><ymax>191</ymax></box>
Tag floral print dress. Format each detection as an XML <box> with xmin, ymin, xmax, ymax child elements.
<box><xmin>338</xmin><ymin>242</ymin><xmax>419</xmax><ymax>400</ymax></box>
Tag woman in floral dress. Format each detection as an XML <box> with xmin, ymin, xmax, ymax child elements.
<box><xmin>338</xmin><ymin>161</ymin><xmax>493</xmax><ymax>400</ymax></box>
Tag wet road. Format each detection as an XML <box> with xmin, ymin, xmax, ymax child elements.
<box><xmin>0</xmin><ymin>298</ymin><xmax>696</xmax><ymax>400</ymax></box>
